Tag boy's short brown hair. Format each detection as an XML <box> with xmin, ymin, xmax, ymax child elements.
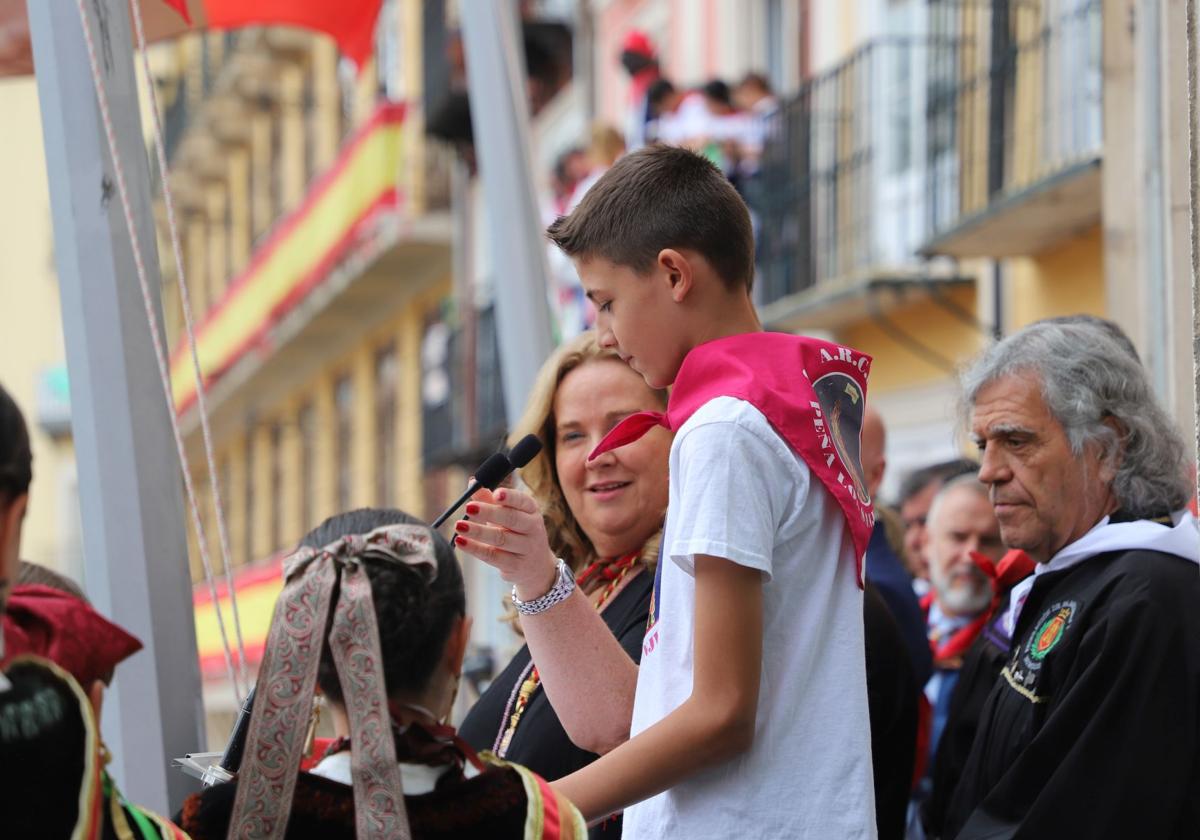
<box><xmin>547</xmin><ymin>145</ymin><xmax>755</xmax><ymax>290</ymax></box>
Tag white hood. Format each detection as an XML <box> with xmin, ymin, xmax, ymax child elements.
<box><xmin>1004</xmin><ymin>510</ymin><xmax>1200</xmax><ymax>636</ymax></box>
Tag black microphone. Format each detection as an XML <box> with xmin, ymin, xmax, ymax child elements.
<box><xmin>218</xmin><ymin>685</ymin><xmax>256</xmax><ymax>774</ymax></box>
<box><xmin>430</xmin><ymin>435</ymin><xmax>543</xmax><ymax>529</ymax></box>
<box><xmin>507</xmin><ymin>433</ymin><xmax>543</xmax><ymax>470</ymax></box>
<box><xmin>431</xmin><ymin>452</ymin><xmax>514</xmax><ymax>529</ymax></box>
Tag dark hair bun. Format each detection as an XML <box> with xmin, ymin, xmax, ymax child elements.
<box><xmin>305</xmin><ymin>509</ymin><xmax>465</xmax><ymax>703</ymax></box>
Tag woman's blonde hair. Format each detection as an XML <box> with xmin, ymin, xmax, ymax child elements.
<box><xmin>588</xmin><ymin>122</ymin><xmax>626</xmax><ymax>168</ymax></box>
<box><xmin>509</xmin><ymin>332</ymin><xmax>667</xmax><ymax>572</ymax></box>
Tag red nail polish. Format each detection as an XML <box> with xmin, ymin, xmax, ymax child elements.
<box><xmin>496</xmin><ymin>490</ymin><xmax>507</xmax><ymax>502</ymax></box>
<box><xmin>465</xmin><ymin>503</ymin><xmax>480</xmax><ymax>515</ymax></box>
<box><xmin>454</xmin><ymin>536</ymin><xmax>466</xmax><ymax>546</ymax></box>
<box><xmin>454</xmin><ymin>521</ymin><xmax>469</xmax><ymax>533</ymax></box>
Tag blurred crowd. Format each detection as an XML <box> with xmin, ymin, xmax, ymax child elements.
<box><xmin>545</xmin><ymin>30</ymin><xmax>777</xmax><ymax>338</ymax></box>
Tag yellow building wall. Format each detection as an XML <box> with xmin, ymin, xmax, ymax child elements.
<box><xmin>182</xmin><ymin>278</ymin><xmax>448</xmax><ymax>581</ymax></box>
<box><xmin>836</xmin><ymin>226</ymin><xmax>1103</xmax><ymax>399</ymax></box>
<box><xmin>1006</xmin><ymin>224</ymin><xmax>1106</xmax><ymax>330</ymax></box>
<box><xmin>837</xmin><ymin>285</ymin><xmax>984</xmax><ymax>395</ymax></box>
<box><xmin>0</xmin><ymin>78</ymin><xmax>81</xmax><ymax>578</ymax></box>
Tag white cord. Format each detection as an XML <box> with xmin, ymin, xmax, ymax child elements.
<box><xmin>73</xmin><ymin>0</ymin><xmax>244</xmax><ymax>702</ymax></box>
<box><xmin>128</xmin><ymin>0</ymin><xmax>249</xmax><ymax>696</ymax></box>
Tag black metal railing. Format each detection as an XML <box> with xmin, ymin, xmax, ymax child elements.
<box><xmin>160</xmin><ymin>31</ymin><xmax>240</xmax><ymax>163</ymax></box>
<box><xmin>924</xmin><ymin>0</ymin><xmax>1102</xmax><ymax>237</ymax></box>
<box><xmin>421</xmin><ymin>303</ymin><xmax>507</xmax><ymax>467</ymax></box>
<box><xmin>751</xmin><ymin>38</ymin><xmax>956</xmax><ymax>308</ymax></box>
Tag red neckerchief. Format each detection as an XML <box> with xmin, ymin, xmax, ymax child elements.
<box><xmin>1</xmin><ymin>585</ymin><xmax>142</xmax><ymax>687</ymax></box>
<box><xmin>922</xmin><ymin>549</ymin><xmax>1035</xmax><ymax>665</ymax></box>
<box><xmin>588</xmin><ymin>333</ymin><xmax>875</xmax><ymax>584</ymax></box>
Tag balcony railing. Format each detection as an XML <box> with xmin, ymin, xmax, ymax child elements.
<box><xmin>752</xmin><ymin>38</ymin><xmax>957</xmax><ymax>310</ymax></box>
<box><xmin>923</xmin><ymin>0</ymin><xmax>1102</xmax><ymax>254</ymax></box>
<box><xmin>162</xmin><ymin>32</ymin><xmax>239</xmax><ymax>162</ymax></box>
<box><xmin>421</xmin><ymin>304</ymin><xmax>507</xmax><ymax>468</ymax></box>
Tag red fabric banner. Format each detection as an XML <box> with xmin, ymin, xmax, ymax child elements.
<box><xmin>164</xmin><ymin>0</ymin><xmax>383</xmax><ymax>67</ymax></box>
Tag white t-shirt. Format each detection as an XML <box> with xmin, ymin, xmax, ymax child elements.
<box><xmin>623</xmin><ymin>397</ymin><xmax>877</xmax><ymax>839</ymax></box>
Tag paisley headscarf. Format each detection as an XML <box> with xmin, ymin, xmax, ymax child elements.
<box><xmin>227</xmin><ymin>524</ymin><xmax>439</xmax><ymax>840</ymax></box>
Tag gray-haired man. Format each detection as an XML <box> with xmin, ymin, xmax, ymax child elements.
<box><xmin>944</xmin><ymin>320</ymin><xmax>1200</xmax><ymax>840</ymax></box>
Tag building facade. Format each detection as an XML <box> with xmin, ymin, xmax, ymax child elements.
<box><xmin>747</xmin><ymin>0</ymin><xmax>1194</xmax><ymax>497</ymax></box>
<box><xmin>153</xmin><ymin>2</ymin><xmax>464</xmax><ymax>739</ymax></box>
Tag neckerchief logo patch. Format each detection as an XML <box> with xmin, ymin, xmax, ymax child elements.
<box><xmin>811</xmin><ymin>372</ymin><xmax>870</xmax><ymax>506</ymax></box>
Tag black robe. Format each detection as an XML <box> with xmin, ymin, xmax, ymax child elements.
<box><xmin>863</xmin><ymin>582</ymin><xmax>919</xmax><ymax>840</ymax></box>
<box><xmin>945</xmin><ymin>547</ymin><xmax>1200</xmax><ymax>839</ymax></box>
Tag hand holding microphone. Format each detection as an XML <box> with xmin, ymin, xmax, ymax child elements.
<box><xmin>450</xmin><ymin>446</ymin><xmax>562</xmax><ymax>602</ymax></box>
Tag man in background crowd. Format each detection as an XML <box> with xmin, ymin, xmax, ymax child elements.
<box><xmin>897</xmin><ymin>458</ymin><xmax>979</xmax><ymax>587</ymax></box>
<box><xmin>618</xmin><ymin>29</ymin><xmax>661</xmax><ymax>150</ymax></box>
<box><xmin>919</xmin><ymin>476</ymin><xmax>1004</xmax><ymax>762</ymax></box>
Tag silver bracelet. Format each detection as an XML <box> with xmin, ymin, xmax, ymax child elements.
<box><xmin>511</xmin><ymin>559</ymin><xmax>576</xmax><ymax>616</ymax></box>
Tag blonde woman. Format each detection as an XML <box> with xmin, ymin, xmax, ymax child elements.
<box><xmin>460</xmin><ymin>332</ymin><xmax>669</xmax><ymax>838</ymax></box>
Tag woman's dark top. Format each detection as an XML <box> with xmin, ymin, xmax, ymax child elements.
<box><xmin>459</xmin><ymin>566</ymin><xmax>654</xmax><ymax>837</ymax></box>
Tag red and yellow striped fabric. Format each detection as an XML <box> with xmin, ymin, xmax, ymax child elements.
<box><xmin>503</xmin><ymin>759</ymin><xmax>588</xmax><ymax>840</ymax></box>
<box><xmin>167</xmin><ymin>102</ymin><xmax>406</xmax><ymax>414</ymax></box>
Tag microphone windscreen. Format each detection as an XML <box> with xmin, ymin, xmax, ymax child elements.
<box><xmin>508</xmin><ymin>434</ymin><xmax>543</xmax><ymax>468</ymax></box>
<box><xmin>474</xmin><ymin>452</ymin><xmax>514</xmax><ymax>490</ymax></box>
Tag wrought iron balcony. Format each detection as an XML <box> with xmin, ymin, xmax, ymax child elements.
<box><xmin>751</xmin><ymin>38</ymin><xmax>967</xmax><ymax>328</ymax></box>
<box><xmin>421</xmin><ymin>303</ymin><xmax>508</xmax><ymax>468</ymax></box>
<box><xmin>161</xmin><ymin>31</ymin><xmax>239</xmax><ymax>162</ymax></box>
<box><xmin>921</xmin><ymin>0</ymin><xmax>1102</xmax><ymax>257</ymax></box>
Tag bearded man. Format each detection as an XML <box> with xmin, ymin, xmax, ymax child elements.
<box><xmin>920</xmin><ymin>476</ymin><xmax>1005</xmax><ymax>756</ymax></box>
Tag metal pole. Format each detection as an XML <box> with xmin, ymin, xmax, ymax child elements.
<box><xmin>1187</xmin><ymin>0</ymin><xmax>1200</xmax><ymax>503</ymax></box>
<box><xmin>26</xmin><ymin>0</ymin><xmax>204</xmax><ymax>813</ymax></box>
<box><xmin>1138</xmin><ymin>0</ymin><xmax>1171</xmax><ymax>399</ymax></box>
<box><xmin>460</xmin><ymin>0</ymin><xmax>557</xmax><ymax>424</ymax></box>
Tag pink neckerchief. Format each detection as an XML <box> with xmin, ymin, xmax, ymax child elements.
<box><xmin>589</xmin><ymin>332</ymin><xmax>876</xmax><ymax>584</ymax></box>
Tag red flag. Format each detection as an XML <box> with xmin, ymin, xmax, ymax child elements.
<box><xmin>162</xmin><ymin>0</ymin><xmax>191</xmax><ymax>25</ymax></box>
<box><xmin>162</xmin><ymin>0</ymin><xmax>383</xmax><ymax>68</ymax></box>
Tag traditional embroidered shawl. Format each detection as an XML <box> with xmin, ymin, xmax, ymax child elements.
<box><xmin>0</xmin><ymin>656</ymin><xmax>185</xmax><ymax>839</ymax></box>
<box><xmin>182</xmin><ymin>722</ymin><xmax>587</xmax><ymax>840</ymax></box>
